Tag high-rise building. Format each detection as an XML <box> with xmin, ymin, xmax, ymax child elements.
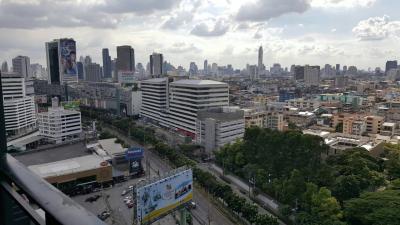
<box><xmin>116</xmin><ymin>45</ymin><xmax>135</xmax><ymax>74</ymax></box>
<box><xmin>77</xmin><ymin>62</ymin><xmax>84</xmax><ymax>80</ymax></box>
<box><xmin>336</xmin><ymin>64</ymin><xmax>340</xmax><ymax>75</ymax></box>
<box><xmin>84</xmin><ymin>56</ymin><xmax>92</xmax><ymax>65</ymax></box>
<box><xmin>386</xmin><ymin>60</ymin><xmax>398</xmax><ymax>75</ymax></box>
<box><xmin>102</xmin><ymin>48</ymin><xmax>112</xmax><ymax>78</ymax></box>
<box><xmin>204</xmin><ymin>60</ymin><xmax>208</xmax><ymax>75</ymax></box>
<box><xmin>12</xmin><ymin>56</ymin><xmax>32</xmax><ymax>78</ymax></box>
<box><xmin>37</xmin><ymin>97</ymin><xmax>82</xmax><ymax>144</ymax></box>
<box><xmin>1</xmin><ymin>72</ymin><xmax>36</xmax><ymax>136</ymax></box>
<box><xmin>258</xmin><ymin>46</ymin><xmax>263</xmax><ymax>70</ymax></box>
<box><xmin>31</xmin><ymin>63</ymin><xmax>46</xmax><ymax>80</ymax></box>
<box><xmin>85</xmin><ymin>63</ymin><xmax>102</xmax><ymax>82</ymax></box>
<box><xmin>189</xmin><ymin>62</ymin><xmax>198</xmax><ymax>75</ymax></box>
<box><xmin>149</xmin><ymin>53</ymin><xmax>163</xmax><ymax>77</ymax></box>
<box><xmin>294</xmin><ymin>65</ymin><xmax>305</xmax><ymax>80</ymax></box>
<box><xmin>304</xmin><ymin>65</ymin><xmax>320</xmax><ymax>86</ymax></box>
<box><xmin>45</xmin><ymin>38</ymin><xmax>78</xmax><ymax>85</ymax></box>
<box><xmin>1</xmin><ymin>61</ymin><xmax>8</xmax><ymax>72</ymax></box>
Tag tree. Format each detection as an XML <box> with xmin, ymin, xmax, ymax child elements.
<box><xmin>310</xmin><ymin>187</ymin><xmax>345</xmax><ymax>225</ymax></box>
<box><xmin>344</xmin><ymin>190</ymin><xmax>400</xmax><ymax>225</ymax></box>
<box><xmin>332</xmin><ymin>175</ymin><xmax>361</xmax><ymax>202</ymax></box>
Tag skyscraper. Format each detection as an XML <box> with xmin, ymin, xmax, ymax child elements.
<box><xmin>294</xmin><ymin>65</ymin><xmax>305</xmax><ymax>80</ymax></box>
<box><xmin>304</xmin><ymin>65</ymin><xmax>320</xmax><ymax>86</ymax></box>
<box><xmin>12</xmin><ymin>56</ymin><xmax>32</xmax><ymax>78</ymax></box>
<box><xmin>386</xmin><ymin>60</ymin><xmax>398</xmax><ymax>75</ymax></box>
<box><xmin>84</xmin><ymin>63</ymin><xmax>102</xmax><ymax>82</ymax></box>
<box><xmin>336</xmin><ymin>64</ymin><xmax>340</xmax><ymax>75</ymax></box>
<box><xmin>258</xmin><ymin>46</ymin><xmax>263</xmax><ymax>70</ymax></box>
<box><xmin>189</xmin><ymin>62</ymin><xmax>198</xmax><ymax>76</ymax></box>
<box><xmin>149</xmin><ymin>53</ymin><xmax>163</xmax><ymax>77</ymax></box>
<box><xmin>77</xmin><ymin>62</ymin><xmax>84</xmax><ymax>80</ymax></box>
<box><xmin>46</xmin><ymin>38</ymin><xmax>78</xmax><ymax>85</ymax></box>
<box><xmin>102</xmin><ymin>48</ymin><xmax>112</xmax><ymax>78</ymax></box>
<box><xmin>204</xmin><ymin>60</ymin><xmax>208</xmax><ymax>75</ymax></box>
<box><xmin>116</xmin><ymin>45</ymin><xmax>135</xmax><ymax>74</ymax></box>
<box><xmin>1</xmin><ymin>61</ymin><xmax>8</xmax><ymax>72</ymax></box>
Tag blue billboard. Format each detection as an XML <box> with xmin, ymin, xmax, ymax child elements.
<box><xmin>60</xmin><ymin>39</ymin><xmax>77</xmax><ymax>78</ymax></box>
<box><xmin>125</xmin><ymin>147</ymin><xmax>144</xmax><ymax>160</ymax></box>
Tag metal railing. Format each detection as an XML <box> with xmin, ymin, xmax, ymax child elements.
<box><xmin>0</xmin><ymin>72</ymin><xmax>108</xmax><ymax>225</ymax></box>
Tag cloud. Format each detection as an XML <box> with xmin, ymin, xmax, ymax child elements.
<box><xmin>98</xmin><ymin>0</ymin><xmax>182</xmax><ymax>14</ymax></box>
<box><xmin>190</xmin><ymin>19</ymin><xmax>229</xmax><ymax>37</ymax></box>
<box><xmin>236</xmin><ymin>0</ymin><xmax>310</xmax><ymax>22</ymax></box>
<box><xmin>0</xmin><ymin>0</ymin><xmax>121</xmax><ymax>29</ymax></box>
<box><xmin>167</xmin><ymin>42</ymin><xmax>201</xmax><ymax>53</ymax></box>
<box><xmin>311</xmin><ymin>0</ymin><xmax>376</xmax><ymax>8</ymax></box>
<box><xmin>162</xmin><ymin>11</ymin><xmax>193</xmax><ymax>30</ymax></box>
<box><xmin>352</xmin><ymin>15</ymin><xmax>400</xmax><ymax>41</ymax></box>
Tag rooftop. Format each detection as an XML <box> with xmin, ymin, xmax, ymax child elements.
<box><xmin>28</xmin><ymin>154</ymin><xmax>108</xmax><ymax>179</ymax></box>
<box><xmin>98</xmin><ymin>138</ymin><xmax>126</xmax><ymax>156</ymax></box>
<box><xmin>14</xmin><ymin>142</ymin><xmax>90</xmax><ymax>166</ymax></box>
<box><xmin>141</xmin><ymin>77</ymin><xmax>167</xmax><ymax>83</ymax></box>
<box><xmin>171</xmin><ymin>79</ymin><xmax>227</xmax><ymax>86</ymax></box>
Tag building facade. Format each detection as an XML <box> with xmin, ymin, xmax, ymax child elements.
<box><xmin>1</xmin><ymin>72</ymin><xmax>36</xmax><ymax>136</ymax></box>
<box><xmin>196</xmin><ymin>106</ymin><xmax>245</xmax><ymax>154</ymax></box>
<box><xmin>149</xmin><ymin>53</ymin><xmax>163</xmax><ymax>77</ymax></box>
<box><xmin>37</xmin><ymin>98</ymin><xmax>82</xmax><ymax>144</ymax></box>
<box><xmin>12</xmin><ymin>56</ymin><xmax>32</xmax><ymax>78</ymax></box>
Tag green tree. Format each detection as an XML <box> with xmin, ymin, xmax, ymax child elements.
<box><xmin>344</xmin><ymin>190</ymin><xmax>400</xmax><ymax>225</ymax></box>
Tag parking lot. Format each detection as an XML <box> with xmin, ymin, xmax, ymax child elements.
<box><xmin>72</xmin><ymin>176</ymin><xmax>178</xmax><ymax>225</ymax></box>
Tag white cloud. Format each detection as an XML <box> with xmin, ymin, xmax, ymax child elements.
<box><xmin>311</xmin><ymin>0</ymin><xmax>376</xmax><ymax>8</ymax></box>
<box><xmin>190</xmin><ymin>19</ymin><xmax>230</xmax><ymax>37</ymax></box>
<box><xmin>352</xmin><ymin>15</ymin><xmax>400</xmax><ymax>41</ymax></box>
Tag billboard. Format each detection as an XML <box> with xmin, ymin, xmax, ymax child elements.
<box><xmin>125</xmin><ymin>147</ymin><xmax>144</xmax><ymax>160</ymax></box>
<box><xmin>60</xmin><ymin>39</ymin><xmax>77</xmax><ymax>78</ymax></box>
<box><xmin>118</xmin><ymin>71</ymin><xmax>136</xmax><ymax>84</ymax></box>
<box><xmin>135</xmin><ymin>168</ymin><xmax>193</xmax><ymax>224</ymax></box>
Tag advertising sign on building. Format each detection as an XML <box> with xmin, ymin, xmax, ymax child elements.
<box><xmin>135</xmin><ymin>168</ymin><xmax>193</xmax><ymax>224</ymax></box>
<box><xmin>118</xmin><ymin>71</ymin><xmax>136</xmax><ymax>84</ymax></box>
<box><xmin>60</xmin><ymin>39</ymin><xmax>77</xmax><ymax>78</ymax></box>
<box><xmin>125</xmin><ymin>147</ymin><xmax>144</xmax><ymax>160</ymax></box>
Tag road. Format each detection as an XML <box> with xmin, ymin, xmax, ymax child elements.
<box><xmin>197</xmin><ymin>163</ymin><xmax>286</xmax><ymax>225</ymax></box>
<box><xmin>104</xmin><ymin>126</ymin><xmax>236</xmax><ymax>225</ymax></box>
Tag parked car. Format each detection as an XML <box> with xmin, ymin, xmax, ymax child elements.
<box><xmin>97</xmin><ymin>211</ymin><xmax>110</xmax><ymax>221</ymax></box>
<box><xmin>85</xmin><ymin>194</ymin><xmax>101</xmax><ymax>203</ymax></box>
<box><xmin>121</xmin><ymin>189</ymin><xmax>127</xmax><ymax>196</ymax></box>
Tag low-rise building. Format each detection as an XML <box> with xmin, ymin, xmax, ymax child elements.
<box><xmin>264</xmin><ymin>112</ymin><xmax>285</xmax><ymax>131</ymax></box>
<box><xmin>196</xmin><ymin>107</ymin><xmax>245</xmax><ymax>154</ymax></box>
<box><xmin>243</xmin><ymin>108</ymin><xmax>266</xmax><ymax>128</ymax></box>
<box><xmin>286</xmin><ymin>98</ymin><xmax>320</xmax><ymax>110</ymax></box>
<box><xmin>37</xmin><ymin>97</ymin><xmax>82</xmax><ymax>144</ymax></box>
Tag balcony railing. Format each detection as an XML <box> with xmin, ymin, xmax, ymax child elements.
<box><xmin>0</xmin><ymin>72</ymin><xmax>108</xmax><ymax>225</ymax></box>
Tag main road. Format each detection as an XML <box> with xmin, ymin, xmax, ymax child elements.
<box><xmin>103</xmin><ymin>126</ymin><xmax>237</xmax><ymax>225</ymax></box>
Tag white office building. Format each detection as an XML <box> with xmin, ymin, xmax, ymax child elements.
<box><xmin>140</xmin><ymin>77</ymin><xmax>169</xmax><ymax>124</ymax></box>
<box><xmin>168</xmin><ymin>80</ymin><xmax>229</xmax><ymax>137</ymax></box>
<box><xmin>37</xmin><ymin>97</ymin><xmax>82</xmax><ymax>144</ymax></box>
<box><xmin>1</xmin><ymin>72</ymin><xmax>36</xmax><ymax>136</ymax></box>
<box><xmin>196</xmin><ymin>106</ymin><xmax>244</xmax><ymax>154</ymax></box>
<box><xmin>140</xmin><ymin>78</ymin><xmax>230</xmax><ymax>138</ymax></box>
<box><xmin>304</xmin><ymin>65</ymin><xmax>320</xmax><ymax>86</ymax></box>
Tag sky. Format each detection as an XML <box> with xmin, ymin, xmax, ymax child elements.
<box><xmin>0</xmin><ymin>0</ymin><xmax>399</xmax><ymax>70</ymax></box>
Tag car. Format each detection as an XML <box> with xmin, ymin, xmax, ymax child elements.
<box><xmin>127</xmin><ymin>202</ymin><xmax>134</xmax><ymax>208</ymax></box>
<box><xmin>97</xmin><ymin>211</ymin><xmax>110</xmax><ymax>221</ymax></box>
<box><xmin>123</xmin><ymin>196</ymin><xmax>132</xmax><ymax>203</ymax></box>
<box><xmin>187</xmin><ymin>201</ymin><xmax>196</xmax><ymax>209</ymax></box>
<box><xmin>121</xmin><ymin>190</ymin><xmax>127</xmax><ymax>196</ymax></box>
<box><xmin>128</xmin><ymin>185</ymin><xmax>134</xmax><ymax>190</ymax></box>
<box><xmin>85</xmin><ymin>195</ymin><xmax>101</xmax><ymax>203</ymax></box>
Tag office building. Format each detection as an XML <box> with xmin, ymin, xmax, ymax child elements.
<box><xmin>203</xmin><ymin>60</ymin><xmax>208</xmax><ymax>75</ymax></box>
<box><xmin>84</xmin><ymin>63</ymin><xmax>102</xmax><ymax>82</ymax></box>
<box><xmin>116</xmin><ymin>45</ymin><xmax>135</xmax><ymax>74</ymax></box>
<box><xmin>1</xmin><ymin>72</ymin><xmax>36</xmax><ymax>136</ymax></box>
<box><xmin>149</xmin><ymin>53</ymin><xmax>163</xmax><ymax>77</ymax></box>
<box><xmin>102</xmin><ymin>48</ymin><xmax>112</xmax><ymax>78</ymax></box>
<box><xmin>168</xmin><ymin>80</ymin><xmax>229</xmax><ymax>138</ymax></box>
<box><xmin>45</xmin><ymin>38</ymin><xmax>78</xmax><ymax>85</ymax></box>
<box><xmin>336</xmin><ymin>64</ymin><xmax>340</xmax><ymax>74</ymax></box>
<box><xmin>140</xmin><ymin>77</ymin><xmax>169</xmax><ymax>124</ymax></box>
<box><xmin>31</xmin><ymin>63</ymin><xmax>46</xmax><ymax>80</ymax></box>
<box><xmin>189</xmin><ymin>62</ymin><xmax>198</xmax><ymax>76</ymax></box>
<box><xmin>77</xmin><ymin>62</ymin><xmax>84</xmax><ymax>80</ymax></box>
<box><xmin>304</xmin><ymin>65</ymin><xmax>320</xmax><ymax>86</ymax></box>
<box><xmin>1</xmin><ymin>61</ymin><xmax>8</xmax><ymax>72</ymax></box>
<box><xmin>37</xmin><ymin>97</ymin><xmax>82</xmax><ymax>144</ymax></box>
<box><xmin>12</xmin><ymin>56</ymin><xmax>32</xmax><ymax>78</ymax></box>
<box><xmin>386</xmin><ymin>60</ymin><xmax>398</xmax><ymax>75</ymax></box>
<box><xmin>294</xmin><ymin>65</ymin><xmax>305</xmax><ymax>80</ymax></box>
<box><xmin>196</xmin><ymin>106</ymin><xmax>245</xmax><ymax>154</ymax></box>
<box><xmin>258</xmin><ymin>46</ymin><xmax>263</xmax><ymax>72</ymax></box>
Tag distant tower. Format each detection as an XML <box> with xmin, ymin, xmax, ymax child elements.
<box><xmin>204</xmin><ymin>60</ymin><xmax>208</xmax><ymax>75</ymax></box>
<box><xmin>102</xmin><ymin>48</ymin><xmax>112</xmax><ymax>78</ymax></box>
<box><xmin>12</xmin><ymin>56</ymin><xmax>32</xmax><ymax>78</ymax></box>
<box><xmin>1</xmin><ymin>61</ymin><xmax>8</xmax><ymax>72</ymax></box>
<box><xmin>149</xmin><ymin>53</ymin><xmax>163</xmax><ymax>77</ymax></box>
<box><xmin>258</xmin><ymin>46</ymin><xmax>263</xmax><ymax>70</ymax></box>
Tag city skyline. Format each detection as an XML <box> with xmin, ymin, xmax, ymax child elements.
<box><xmin>0</xmin><ymin>0</ymin><xmax>399</xmax><ymax>70</ymax></box>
